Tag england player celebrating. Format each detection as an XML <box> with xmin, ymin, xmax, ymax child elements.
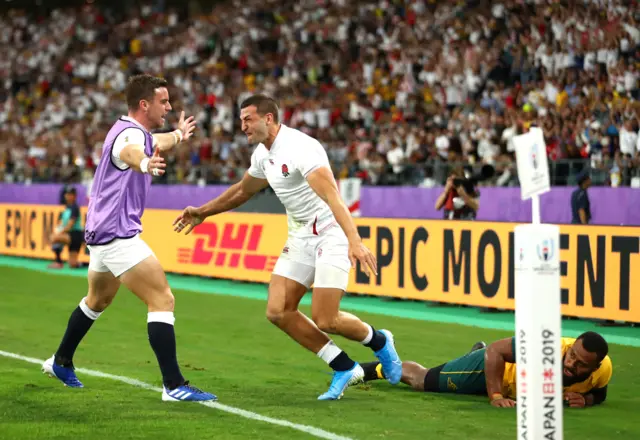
<box><xmin>42</xmin><ymin>74</ymin><xmax>216</xmax><ymax>402</ymax></box>
<box><xmin>174</xmin><ymin>95</ymin><xmax>402</xmax><ymax>400</ymax></box>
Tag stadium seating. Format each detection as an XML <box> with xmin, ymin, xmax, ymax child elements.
<box><xmin>0</xmin><ymin>0</ymin><xmax>638</xmax><ymax>187</ymax></box>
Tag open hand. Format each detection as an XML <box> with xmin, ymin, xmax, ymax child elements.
<box><xmin>491</xmin><ymin>397</ymin><xmax>517</xmax><ymax>408</ymax></box>
<box><xmin>173</xmin><ymin>206</ymin><xmax>204</xmax><ymax>235</ymax></box>
<box><xmin>149</xmin><ymin>148</ymin><xmax>166</xmax><ymax>176</ymax></box>
<box><xmin>177</xmin><ymin>111</ymin><xmax>197</xmax><ymax>142</ymax></box>
<box><xmin>348</xmin><ymin>241</ymin><xmax>378</xmax><ymax>277</ymax></box>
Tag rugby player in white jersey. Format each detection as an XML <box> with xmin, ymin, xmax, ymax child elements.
<box><xmin>174</xmin><ymin>94</ymin><xmax>403</xmax><ymax>400</ymax></box>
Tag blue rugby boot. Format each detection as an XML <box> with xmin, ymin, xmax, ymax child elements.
<box><xmin>162</xmin><ymin>381</ymin><xmax>217</xmax><ymax>402</ymax></box>
<box><xmin>374</xmin><ymin>329</ymin><xmax>402</xmax><ymax>385</ymax></box>
<box><xmin>42</xmin><ymin>355</ymin><xmax>83</xmax><ymax>388</ymax></box>
<box><xmin>318</xmin><ymin>363</ymin><xmax>364</xmax><ymax>401</ymax></box>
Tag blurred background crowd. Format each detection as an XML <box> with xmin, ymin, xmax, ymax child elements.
<box><xmin>0</xmin><ymin>0</ymin><xmax>639</xmax><ymax>189</ymax></box>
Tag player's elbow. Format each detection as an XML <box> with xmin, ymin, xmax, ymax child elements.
<box><xmin>240</xmin><ymin>174</ymin><xmax>267</xmax><ymax>198</ymax></box>
<box><xmin>119</xmin><ymin>145</ymin><xmax>136</xmax><ymax>164</ymax></box>
<box><xmin>119</xmin><ymin>148</ymin><xmax>145</xmax><ymax>171</ymax></box>
<box><xmin>484</xmin><ymin>346</ymin><xmax>505</xmax><ymax>364</ymax></box>
<box><xmin>486</xmin><ymin>338</ymin><xmax>514</xmax><ymax>362</ymax></box>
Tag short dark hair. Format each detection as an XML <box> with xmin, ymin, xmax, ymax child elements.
<box><xmin>240</xmin><ymin>94</ymin><xmax>280</xmax><ymax>123</ymax></box>
<box><xmin>577</xmin><ymin>331</ymin><xmax>608</xmax><ymax>363</ymax></box>
<box><xmin>125</xmin><ymin>74</ymin><xmax>168</xmax><ymax>110</ymax></box>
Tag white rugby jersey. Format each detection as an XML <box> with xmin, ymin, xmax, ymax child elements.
<box><xmin>247</xmin><ymin>124</ymin><xmax>337</xmax><ymax>235</ymax></box>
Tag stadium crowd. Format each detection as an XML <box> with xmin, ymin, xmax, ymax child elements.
<box><xmin>0</xmin><ymin>0</ymin><xmax>639</xmax><ymax>188</ymax></box>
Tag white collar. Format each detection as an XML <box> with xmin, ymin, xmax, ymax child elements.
<box><xmin>121</xmin><ymin>116</ymin><xmax>151</xmax><ymax>134</ymax></box>
<box><xmin>269</xmin><ymin>124</ymin><xmax>287</xmax><ymax>153</ymax></box>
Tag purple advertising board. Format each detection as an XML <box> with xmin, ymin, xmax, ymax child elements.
<box><xmin>0</xmin><ymin>183</ymin><xmax>638</xmax><ymax>225</ymax></box>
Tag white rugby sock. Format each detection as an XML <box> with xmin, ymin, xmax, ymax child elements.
<box><xmin>360</xmin><ymin>324</ymin><xmax>374</xmax><ymax>345</ymax></box>
<box><xmin>79</xmin><ymin>297</ymin><xmax>103</xmax><ymax>320</ymax></box>
<box><xmin>317</xmin><ymin>341</ymin><xmax>342</xmax><ymax>365</ymax></box>
<box><xmin>147</xmin><ymin>311</ymin><xmax>175</xmax><ymax>325</ymax></box>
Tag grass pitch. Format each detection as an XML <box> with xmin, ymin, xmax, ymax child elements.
<box><xmin>0</xmin><ymin>266</ymin><xmax>639</xmax><ymax>439</ymax></box>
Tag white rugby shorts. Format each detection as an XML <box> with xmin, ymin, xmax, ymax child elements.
<box><xmin>87</xmin><ymin>234</ymin><xmax>155</xmax><ymax>277</ymax></box>
<box><xmin>272</xmin><ymin>224</ymin><xmax>351</xmax><ymax>291</ymax></box>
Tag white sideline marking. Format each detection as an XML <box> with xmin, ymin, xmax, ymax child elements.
<box><xmin>0</xmin><ymin>350</ymin><xmax>354</xmax><ymax>440</ymax></box>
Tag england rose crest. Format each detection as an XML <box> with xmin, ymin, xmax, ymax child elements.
<box><xmin>282</xmin><ymin>164</ymin><xmax>290</xmax><ymax>177</ymax></box>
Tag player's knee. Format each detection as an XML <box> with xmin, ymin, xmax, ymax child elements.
<box><xmin>160</xmin><ymin>290</ymin><xmax>175</xmax><ymax>311</ymax></box>
<box><xmin>312</xmin><ymin>313</ymin><xmax>339</xmax><ymax>334</ymax></box>
<box><xmin>265</xmin><ymin>307</ymin><xmax>285</xmax><ymax>327</ymax></box>
<box><xmin>86</xmin><ymin>288</ymin><xmax>118</xmax><ymax>312</ymax></box>
<box><xmin>85</xmin><ymin>295</ymin><xmax>111</xmax><ymax>312</ymax></box>
<box><xmin>148</xmin><ymin>289</ymin><xmax>175</xmax><ymax>312</ymax></box>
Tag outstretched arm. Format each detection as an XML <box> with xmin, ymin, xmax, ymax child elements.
<box><xmin>118</xmin><ymin>144</ymin><xmax>165</xmax><ymax>175</ymax></box>
<box><xmin>199</xmin><ymin>172</ymin><xmax>268</xmax><ymax>217</ymax></box>
<box><xmin>173</xmin><ymin>171</ymin><xmax>268</xmax><ymax>235</ymax></box>
<box><xmin>152</xmin><ymin>111</ymin><xmax>197</xmax><ymax>152</ymax></box>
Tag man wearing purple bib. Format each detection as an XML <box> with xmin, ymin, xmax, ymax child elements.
<box><xmin>42</xmin><ymin>74</ymin><xmax>216</xmax><ymax>402</ymax></box>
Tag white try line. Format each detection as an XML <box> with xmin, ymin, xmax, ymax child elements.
<box><xmin>0</xmin><ymin>350</ymin><xmax>354</xmax><ymax>440</ymax></box>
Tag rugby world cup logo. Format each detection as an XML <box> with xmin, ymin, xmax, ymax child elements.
<box><xmin>531</xmin><ymin>143</ymin><xmax>539</xmax><ymax>170</ymax></box>
<box><xmin>519</xmin><ymin>247</ymin><xmax>524</xmax><ymax>262</ymax></box>
<box><xmin>536</xmin><ymin>238</ymin><xmax>555</xmax><ymax>262</ymax></box>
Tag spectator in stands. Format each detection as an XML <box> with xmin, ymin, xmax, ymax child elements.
<box><xmin>619</xmin><ymin>119</ymin><xmax>639</xmax><ymax>158</ymax></box>
<box><xmin>434</xmin><ymin>167</ymin><xmax>480</xmax><ymax>220</ymax></box>
<box><xmin>0</xmin><ymin>1</ymin><xmax>639</xmax><ymax>188</ymax></box>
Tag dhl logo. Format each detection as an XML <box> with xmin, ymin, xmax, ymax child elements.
<box><xmin>177</xmin><ymin>222</ymin><xmax>279</xmax><ymax>271</ymax></box>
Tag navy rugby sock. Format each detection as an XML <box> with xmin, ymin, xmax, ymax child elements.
<box><xmin>147</xmin><ymin>312</ymin><xmax>185</xmax><ymax>390</ymax></box>
<box><xmin>55</xmin><ymin>298</ymin><xmax>102</xmax><ymax>367</ymax></box>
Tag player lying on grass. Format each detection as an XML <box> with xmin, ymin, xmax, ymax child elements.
<box><xmin>361</xmin><ymin>331</ymin><xmax>611</xmax><ymax>408</ymax></box>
